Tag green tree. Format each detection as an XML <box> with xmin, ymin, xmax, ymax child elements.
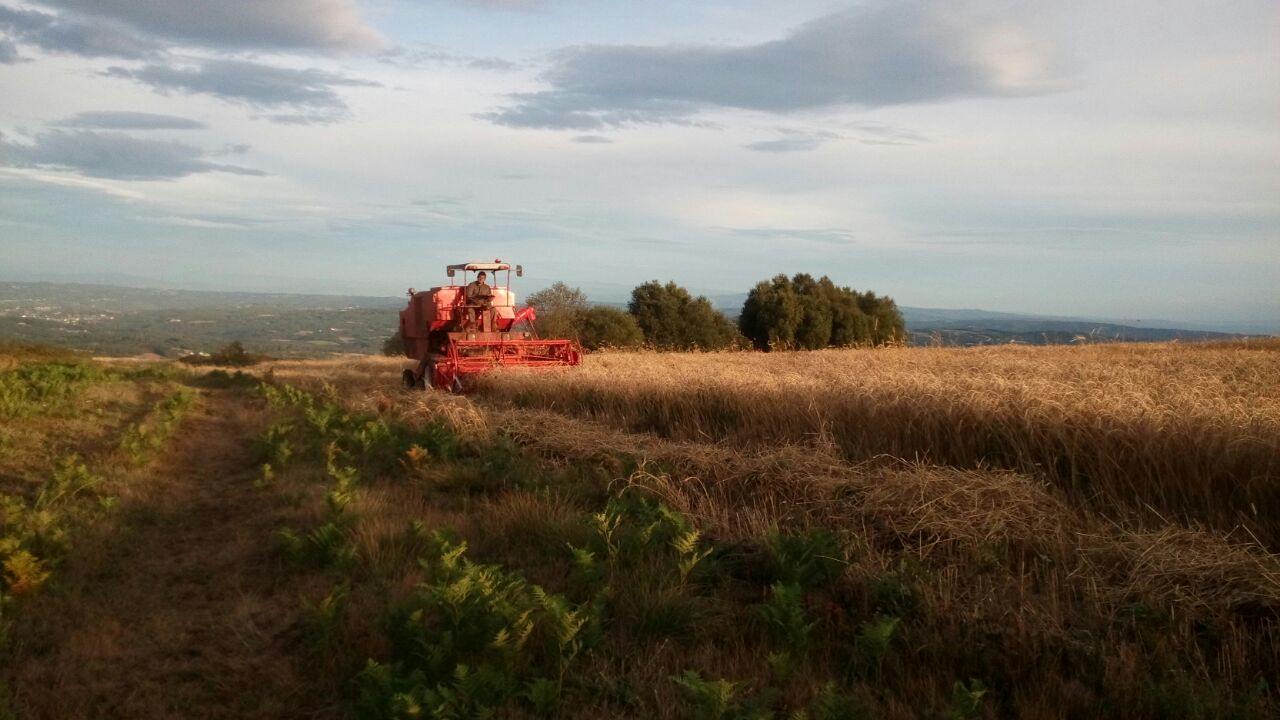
<box><xmin>739</xmin><ymin>274</ymin><xmax>904</xmax><ymax>350</ymax></box>
<box><xmin>628</xmin><ymin>281</ymin><xmax>739</xmax><ymax>350</ymax></box>
<box><xmin>578</xmin><ymin>306</ymin><xmax>644</xmax><ymax>350</ymax></box>
<box><xmin>739</xmin><ymin>275</ymin><xmax>802</xmax><ymax>350</ymax></box>
<box><xmin>820</xmin><ymin>277</ymin><xmax>869</xmax><ymax>347</ymax></box>
<box><xmin>793</xmin><ymin>273</ymin><xmax>834</xmax><ymax>350</ymax></box>
<box><xmin>856</xmin><ymin>290</ymin><xmax>906</xmax><ymax>345</ymax></box>
<box><xmin>525</xmin><ymin>282</ymin><xmax>589</xmax><ymax>341</ymax></box>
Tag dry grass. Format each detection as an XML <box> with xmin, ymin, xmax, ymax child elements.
<box><xmin>5</xmin><ymin>394</ymin><xmax>339</xmax><ymax>720</ymax></box>
<box><xmin>266</xmin><ymin>345</ymin><xmax>1278</xmax><ymax>717</ymax></box>
<box><xmin>1</xmin><ymin>348</ymin><xmax>348</xmax><ymax>720</ymax></box>
<box><xmin>475</xmin><ymin>342</ymin><xmax>1280</xmax><ymax>545</ymax></box>
<box><xmin>482</xmin><ymin>405</ymin><xmax>1279</xmax><ymax>618</ymax></box>
<box><xmin>268</xmin><ymin>347</ymin><xmax>1280</xmax><ymax>625</ymax></box>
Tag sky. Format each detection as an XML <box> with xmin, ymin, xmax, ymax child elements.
<box><xmin>0</xmin><ymin>0</ymin><xmax>1277</xmax><ymax>329</ymax></box>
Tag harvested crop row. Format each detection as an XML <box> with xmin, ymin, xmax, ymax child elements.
<box><xmin>487</xmin><ymin>406</ymin><xmax>1280</xmax><ymax>616</ymax></box>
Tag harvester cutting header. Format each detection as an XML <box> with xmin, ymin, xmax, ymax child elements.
<box><xmin>399</xmin><ymin>260</ymin><xmax>581</xmax><ymax>391</ymax></box>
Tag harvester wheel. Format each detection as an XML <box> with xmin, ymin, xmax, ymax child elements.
<box><xmin>402</xmin><ymin>369</ymin><xmax>418</xmax><ymax>389</ymax></box>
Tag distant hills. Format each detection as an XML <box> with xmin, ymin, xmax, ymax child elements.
<box><xmin>891</xmin><ymin>306</ymin><xmax>1258</xmax><ymax>346</ymax></box>
<box><xmin>0</xmin><ymin>281</ymin><xmax>1268</xmax><ymax>357</ymax></box>
<box><xmin>0</xmin><ymin>281</ymin><xmax>400</xmax><ymax>358</ymax></box>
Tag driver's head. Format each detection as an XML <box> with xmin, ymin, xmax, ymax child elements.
<box><xmin>477</xmin><ymin>272</ymin><xmax>487</xmax><ymax>282</ymax></box>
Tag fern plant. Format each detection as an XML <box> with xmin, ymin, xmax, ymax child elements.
<box><xmin>767</xmin><ymin>527</ymin><xmax>845</xmax><ymax>589</ymax></box>
<box><xmin>360</xmin><ymin>535</ymin><xmax>603</xmax><ymax>719</ymax></box>
<box><xmin>2</xmin><ymin>549</ymin><xmax>49</xmax><ymax>595</ymax></box>
<box><xmin>301</xmin><ymin>583</ymin><xmax>349</xmax><ymax>651</ymax></box>
<box><xmin>278</xmin><ymin>522</ymin><xmax>357</xmax><ymax>570</ymax></box>
<box><xmin>807</xmin><ymin>682</ymin><xmax>869</xmax><ymax>720</ymax></box>
<box><xmin>756</xmin><ymin>582</ymin><xmax>815</xmax><ymax>651</ymax></box>
<box><xmin>533</xmin><ymin>586</ymin><xmax>590</xmax><ymax>686</ymax></box>
<box><xmin>947</xmin><ymin>679</ymin><xmax>988</xmax><ymax>720</ymax></box>
<box><xmin>672</xmin><ymin>670</ymin><xmax>738</xmax><ymax>720</ymax></box>
<box><xmin>592</xmin><ymin>509</ymin><xmax>623</xmax><ymax>563</ymax></box>
<box><xmin>854</xmin><ymin>616</ymin><xmax>899</xmax><ymax>677</ymax></box>
<box><xmin>672</xmin><ymin>529</ymin><xmax>714</xmax><ymax>588</ymax></box>
<box><xmin>565</xmin><ymin>542</ymin><xmax>601</xmax><ymax>587</ymax></box>
<box><xmin>256</xmin><ymin>422</ymin><xmax>293</xmax><ymax>468</ymax></box>
<box><xmin>36</xmin><ymin>456</ymin><xmax>100</xmax><ymax>509</ymax></box>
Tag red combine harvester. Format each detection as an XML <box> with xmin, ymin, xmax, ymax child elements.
<box><xmin>399</xmin><ymin>260</ymin><xmax>582</xmax><ymax>391</ymax></box>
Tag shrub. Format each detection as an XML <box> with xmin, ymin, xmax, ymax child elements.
<box><xmin>739</xmin><ymin>274</ymin><xmax>904</xmax><ymax>350</ymax></box>
<box><xmin>179</xmin><ymin>340</ymin><xmax>267</xmax><ymax>367</ymax></box>
<box><xmin>628</xmin><ymin>281</ymin><xmax>741</xmax><ymax>350</ymax></box>
<box><xmin>580</xmin><ymin>306</ymin><xmax>644</xmax><ymax>350</ymax></box>
<box><xmin>381</xmin><ymin>330</ymin><xmax>405</xmax><ymax>357</ymax></box>
<box><xmin>526</xmin><ymin>282</ymin><xmax>590</xmax><ymax>342</ymax></box>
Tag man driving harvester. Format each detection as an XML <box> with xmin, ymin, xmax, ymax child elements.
<box><xmin>464</xmin><ymin>271</ymin><xmax>495</xmax><ymax>331</ymax></box>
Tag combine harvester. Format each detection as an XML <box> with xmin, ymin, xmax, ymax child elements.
<box><xmin>398</xmin><ymin>260</ymin><xmax>581</xmax><ymax>391</ymax></box>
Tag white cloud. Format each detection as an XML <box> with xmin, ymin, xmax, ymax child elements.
<box><xmin>34</xmin><ymin>0</ymin><xmax>386</xmax><ymax>51</ymax></box>
<box><xmin>103</xmin><ymin>59</ymin><xmax>381</xmax><ymax>124</ymax></box>
<box><xmin>0</xmin><ymin>4</ymin><xmax>159</xmax><ymax>58</ymax></box>
<box><xmin>0</xmin><ymin>129</ymin><xmax>266</xmax><ymax>180</ymax></box>
<box><xmin>54</xmin><ymin>110</ymin><xmax>205</xmax><ymax>129</ymax></box>
<box><xmin>483</xmin><ymin>0</ymin><xmax>1071</xmax><ymax>129</ymax></box>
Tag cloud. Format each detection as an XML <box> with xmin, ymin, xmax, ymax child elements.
<box><xmin>412</xmin><ymin>194</ymin><xmax>471</xmax><ymax>208</ymax></box>
<box><xmin>34</xmin><ymin>0</ymin><xmax>385</xmax><ymax>51</ymax></box>
<box><xmin>0</xmin><ymin>129</ymin><xmax>265</xmax><ymax>180</ymax></box>
<box><xmin>743</xmin><ymin>130</ymin><xmax>841</xmax><ymax>153</ymax></box>
<box><xmin>726</xmin><ymin>227</ymin><xmax>857</xmax><ymax>245</ymax></box>
<box><xmin>103</xmin><ymin>59</ymin><xmax>380</xmax><ymax>124</ymax></box>
<box><xmin>382</xmin><ymin>46</ymin><xmax>520</xmax><ymax>72</ymax></box>
<box><xmin>570</xmin><ymin>135</ymin><xmax>612</xmax><ymax>144</ymax></box>
<box><xmin>53</xmin><ymin>111</ymin><xmax>206</xmax><ymax>130</ymax></box>
<box><xmin>742</xmin><ymin>137</ymin><xmax>824</xmax><ymax>153</ymax></box>
<box><xmin>483</xmin><ymin>0</ymin><xmax>1070</xmax><ymax>129</ymax></box>
<box><xmin>844</xmin><ymin>121</ymin><xmax>929</xmax><ymax>146</ymax></box>
<box><xmin>0</xmin><ymin>35</ymin><xmax>17</xmax><ymax>63</ymax></box>
<box><xmin>140</xmin><ymin>213</ymin><xmax>264</xmax><ymax>229</ymax></box>
<box><xmin>0</xmin><ymin>4</ymin><xmax>159</xmax><ymax>58</ymax></box>
<box><xmin>432</xmin><ymin>0</ymin><xmax>545</xmax><ymax>9</ymax></box>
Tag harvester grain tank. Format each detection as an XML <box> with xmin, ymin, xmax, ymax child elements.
<box><xmin>399</xmin><ymin>260</ymin><xmax>581</xmax><ymax>391</ymax></box>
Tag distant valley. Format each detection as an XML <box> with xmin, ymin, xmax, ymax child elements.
<box><xmin>0</xmin><ymin>281</ymin><xmax>1266</xmax><ymax>358</ymax></box>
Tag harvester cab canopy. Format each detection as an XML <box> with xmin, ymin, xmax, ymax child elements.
<box><xmin>447</xmin><ymin>260</ymin><xmax>523</xmax><ymax>284</ymax></box>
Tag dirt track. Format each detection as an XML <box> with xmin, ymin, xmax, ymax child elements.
<box><xmin>5</xmin><ymin>390</ymin><xmax>341</xmax><ymax>720</ymax></box>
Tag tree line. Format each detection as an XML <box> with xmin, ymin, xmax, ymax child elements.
<box><xmin>385</xmin><ymin>275</ymin><xmax>904</xmax><ymax>354</ymax></box>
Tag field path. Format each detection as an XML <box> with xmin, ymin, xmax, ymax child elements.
<box><xmin>5</xmin><ymin>389</ymin><xmax>340</xmax><ymax>720</ymax></box>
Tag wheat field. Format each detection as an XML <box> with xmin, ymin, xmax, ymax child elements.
<box><xmin>475</xmin><ymin>341</ymin><xmax>1280</xmax><ymax>546</ymax></box>
<box><xmin>249</xmin><ymin>340</ymin><xmax>1279</xmax><ymax>718</ymax></box>
<box><xmin>5</xmin><ymin>341</ymin><xmax>1277</xmax><ymax>719</ymax></box>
